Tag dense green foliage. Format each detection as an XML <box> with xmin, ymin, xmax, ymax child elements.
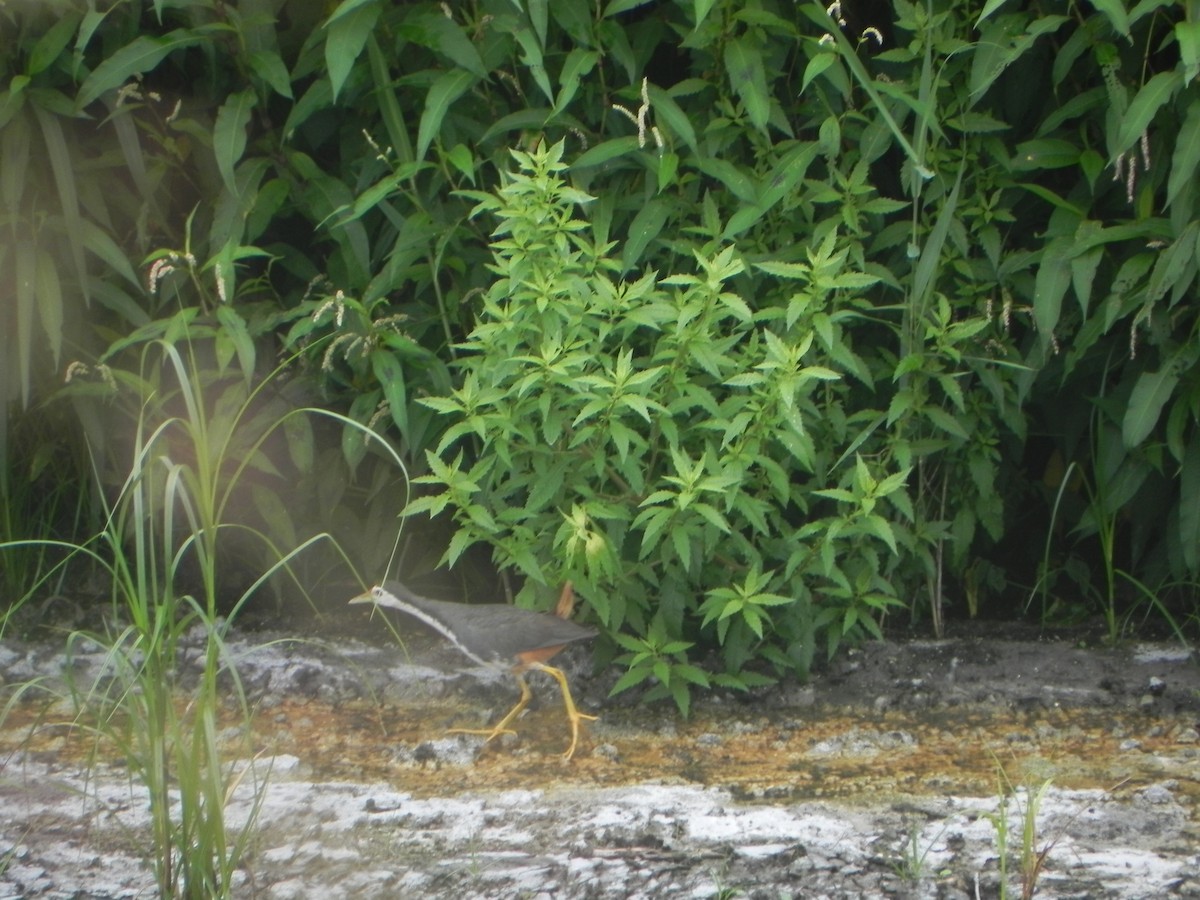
<box><xmin>3</xmin><ymin>0</ymin><xmax>1200</xmax><ymax>706</ymax></box>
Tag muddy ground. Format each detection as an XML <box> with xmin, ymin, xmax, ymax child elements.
<box><xmin>1</xmin><ymin>618</ymin><xmax>1198</xmax><ymax>899</ymax></box>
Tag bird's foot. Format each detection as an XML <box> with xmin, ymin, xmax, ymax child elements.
<box><xmin>446</xmin><ymin>725</ymin><xmax>518</xmax><ymax>745</ymax></box>
<box><xmin>561</xmin><ymin>709</ymin><xmax>599</xmax><ymax>760</ymax></box>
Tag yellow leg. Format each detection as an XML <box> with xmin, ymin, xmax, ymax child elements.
<box><xmin>529</xmin><ymin>662</ymin><xmax>598</xmax><ymax>760</ymax></box>
<box><xmin>447</xmin><ymin>674</ymin><xmax>532</xmax><ymax>744</ymax></box>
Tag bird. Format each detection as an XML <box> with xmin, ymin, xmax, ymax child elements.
<box><xmin>349</xmin><ymin>580</ymin><xmax>598</xmax><ymax>760</ymax></box>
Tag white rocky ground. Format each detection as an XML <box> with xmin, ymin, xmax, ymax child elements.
<box><xmin>1</xmin><ymin>629</ymin><xmax>1198</xmax><ymax>898</ymax></box>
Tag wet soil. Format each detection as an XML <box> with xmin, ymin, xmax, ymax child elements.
<box><xmin>1</xmin><ymin>621</ymin><xmax>1198</xmax><ymax>898</ymax></box>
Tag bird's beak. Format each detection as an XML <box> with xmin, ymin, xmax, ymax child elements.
<box><xmin>348</xmin><ymin>588</ymin><xmax>374</xmax><ymax>605</ymax></box>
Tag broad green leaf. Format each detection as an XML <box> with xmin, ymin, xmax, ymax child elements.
<box><xmin>282</xmin><ymin>78</ymin><xmax>332</xmax><ymax>140</ymax></box>
<box><xmin>1146</xmin><ymin>221</ymin><xmax>1200</xmax><ymax>306</ymax></box>
<box><xmin>283</xmin><ymin>413</ymin><xmax>314</xmax><ymax>473</ymax></box>
<box><xmin>1179</xmin><ymin>20</ymin><xmax>1200</xmax><ymax>87</ymax></box>
<box><xmin>213</xmin><ymin>90</ymin><xmax>255</xmax><ymax>198</ymax></box>
<box><xmin>549</xmin><ymin>0</ymin><xmax>591</xmax><ymax>47</ymax></box>
<box><xmin>692</xmin><ymin>0</ymin><xmax>718</xmax><ymax>29</ymax></box>
<box><xmin>1012</xmin><ymin>139</ymin><xmax>1080</xmax><ymax>170</ymax></box>
<box><xmin>1112</xmin><ymin>70</ymin><xmax>1180</xmax><ymax>160</ymax></box>
<box><xmin>31</xmin><ymin>107</ymin><xmax>88</xmax><ymax>302</ymax></box>
<box><xmin>35</xmin><ymin>250</ymin><xmax>63</xmax><ymax>363</ymax></box>
<box><xmin>29</xmin><ymin>14</ymin><xmax>80</xmax><ymax>76</ymax></box>
<box><xmin>1167</xmin><ymin>99</ymin><xmax>1200</xmax><ymax>209</ymax></box>
<box><xmin>367</xmin><ymin>36</ymin><xmax>414</xmax><ymax>165</ymax></box>
<box><xmin>723</xmin><ymin>36</ymin><xmax>770</xmax><ymax>130</ymax></box>
<box><xmin>371</xmin><ymin>348</ymin><xmax>409</xmax><ymax>442</ymax></box>
<box><xmin>15</xmin><ymin>239</ymin><xmax>34</xmax><ymax>407</ymax></box>
<box><xmin>528</xmin><ymin>0</ymin><xmax>549</xmax><ymax>48</ymax></box>
<box><xmin>695</xmin><ymin>157</ymin><xmax>757</xmax><ymax>202</ymax></box>
<box><xmin>511</xmin><ymin>21</ymin><xmax>554</xmax><ymax>104</ymax></box>
<box><xmin>482</xmin><ymin>108</ymin><xmax>555</xmax><ymax>144</ymax></box>
<box><xmin>975</xmin><ymin>0</ymin><xmax>1013</xmax><ymax>25</ymax></box>
<box><xmin>81</xmin><ymin>219</ymin><xmax>140</xmax><ymax>288</ymax></box>
<box><xmin>417</xmin><ymin>11</ymin><xmax>489</xmax><ymax>79</ymax></box>
<box><xmin>945</xmin><ymin>111</ymin><xmax>1010</xmax><ymax>133</ymax></box>
<box><xmin>801</xmin><ymin>52</ymin><xmax>836</xmax><ymax>94</ymax></box>
<box><xmin>724</xmin><ymin>145</ymin><xmax>820</xmax><ymax>239</ymax></box>
<box><xmin>1032</xmin><ymin>236</ymin><xmax>1073</xmax><ymax>339</ymax></box>
<box><xmin>648</xmin><ymin>85</ymin><xmax>698</xmax><ymax>153</ymax></box>
<box><xmin>1181</xmin><ymin>436</ymin><xmax>1200</xmax><ymax>571</ymax></box>
<box><xmin>77</xmin><ymin>31</ymin><xmax>202</xmax><ymax>108</ymax></box>
<box><xmin>1016</xmin><ymin>182</ymin><xmax>1086</xmax><ymax>216</ymax></box>
<box><xmin>621</xmin><ymin>198</ymin><xmax>670</xmax><ymax>271</ymax></box>
<box><xmin>248</xmin><ymin>50</ymin><xmax>293</xmax><ymax>99</ymax></box>
<box><xmin>325</xmin><ymin>0</ymin><xmax>379</xmax><ymax>25</ymax></box>
<box><xmin>911</xmin><ymin>166</ymin><xmax>962</xmax><ymax>306</ymax></box>
<box><xmin>1123</xmin><ymin>366</ymin><xmax>1178</xmax><ymax>448</ymax></box>
<box><xmin>1092</xmin><ymin>0</ymin><xmax>1131</xmax><ymax>38</ymax></box>
<box><xmin>0</xmin><ymin>80</ymin><xmax>28</xmax><ymax>132</ymax></box>
<box><xmin>252</xmin><ymin>484</ymin><xmax>298</xmax><ymax>549</ymax></box>
<box><xmin>553</xmin><ymin>48</ymin><xmax>598</xmax><ymax>115</ymax></box>
<box><xmin>1070</xmin><ymin>246</ymin><xmax>1103</xmax><ymax>317</ymax></box>
<box><xmin>603</xmin><ymin>0</ymin><xmax>654</xmax><ymax>15</ymax></box>
<box><xmin>326</xmin><ymin>1</ymin><xmax>381</xmax><ymax>101</ymax></box>
<box><xmin>417</xmin><ymin>69</ymin><xmax>478</xmax><ymax>162</ymax></box>
<box><xmin>215</xmin><ymin>305</ymin><xmax>256</xmax><ymax>379</ymax></box>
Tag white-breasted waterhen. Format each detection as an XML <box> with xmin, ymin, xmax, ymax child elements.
<box><xmin>350</xmin><ymin>580</ymin><xmax>598</xmax><ymax>759</ymax></box>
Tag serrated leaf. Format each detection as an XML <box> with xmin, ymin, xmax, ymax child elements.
<box><xmin>754</xmin><ymin>260</ymin><xmax>810</xmax><ymax>279</ymax></box>
<box><xmin>924</xmin><ymin>405</ymin><xmax>970</xmax><ymax>440</ymax></box>
<box><xmin>609</xmin><ymin>668</ymin><xmax>651</xmax><ymax>696</ymax></box>
<box><xmin>445</xmin><ymin>527</ymin><xmax>479</xmax><ymax>567</ymax></box>
<box><xmin>861</xmin><ymin>514</ymin><xmax>898</xmax><ymax>554</ymax></box>
<box><xmin>672</xmin><ymin>526</ymin><xmax>692</xmax><ymax>570</ymax></box>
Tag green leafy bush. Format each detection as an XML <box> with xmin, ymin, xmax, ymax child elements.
<box><xmin>407</xmin><ymin>141</ymin><xmax>913</xmax><ymax>709</ymax></box>
<box><xmin>4</xmin><ymin>0</ymin><xmax>1200</xmax><ymax>674</ymax></box>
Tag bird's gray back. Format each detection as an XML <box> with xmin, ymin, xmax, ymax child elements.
<box><xmin>382</xmin><ymin>581</ymin><xmax>597</xmax><ymax>663</ymax></box>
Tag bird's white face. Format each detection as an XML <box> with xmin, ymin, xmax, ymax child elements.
<box><xmin>348</xmin><ymin>585</ymin><xmax>387</xmax><ymax>606</ymax></box>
